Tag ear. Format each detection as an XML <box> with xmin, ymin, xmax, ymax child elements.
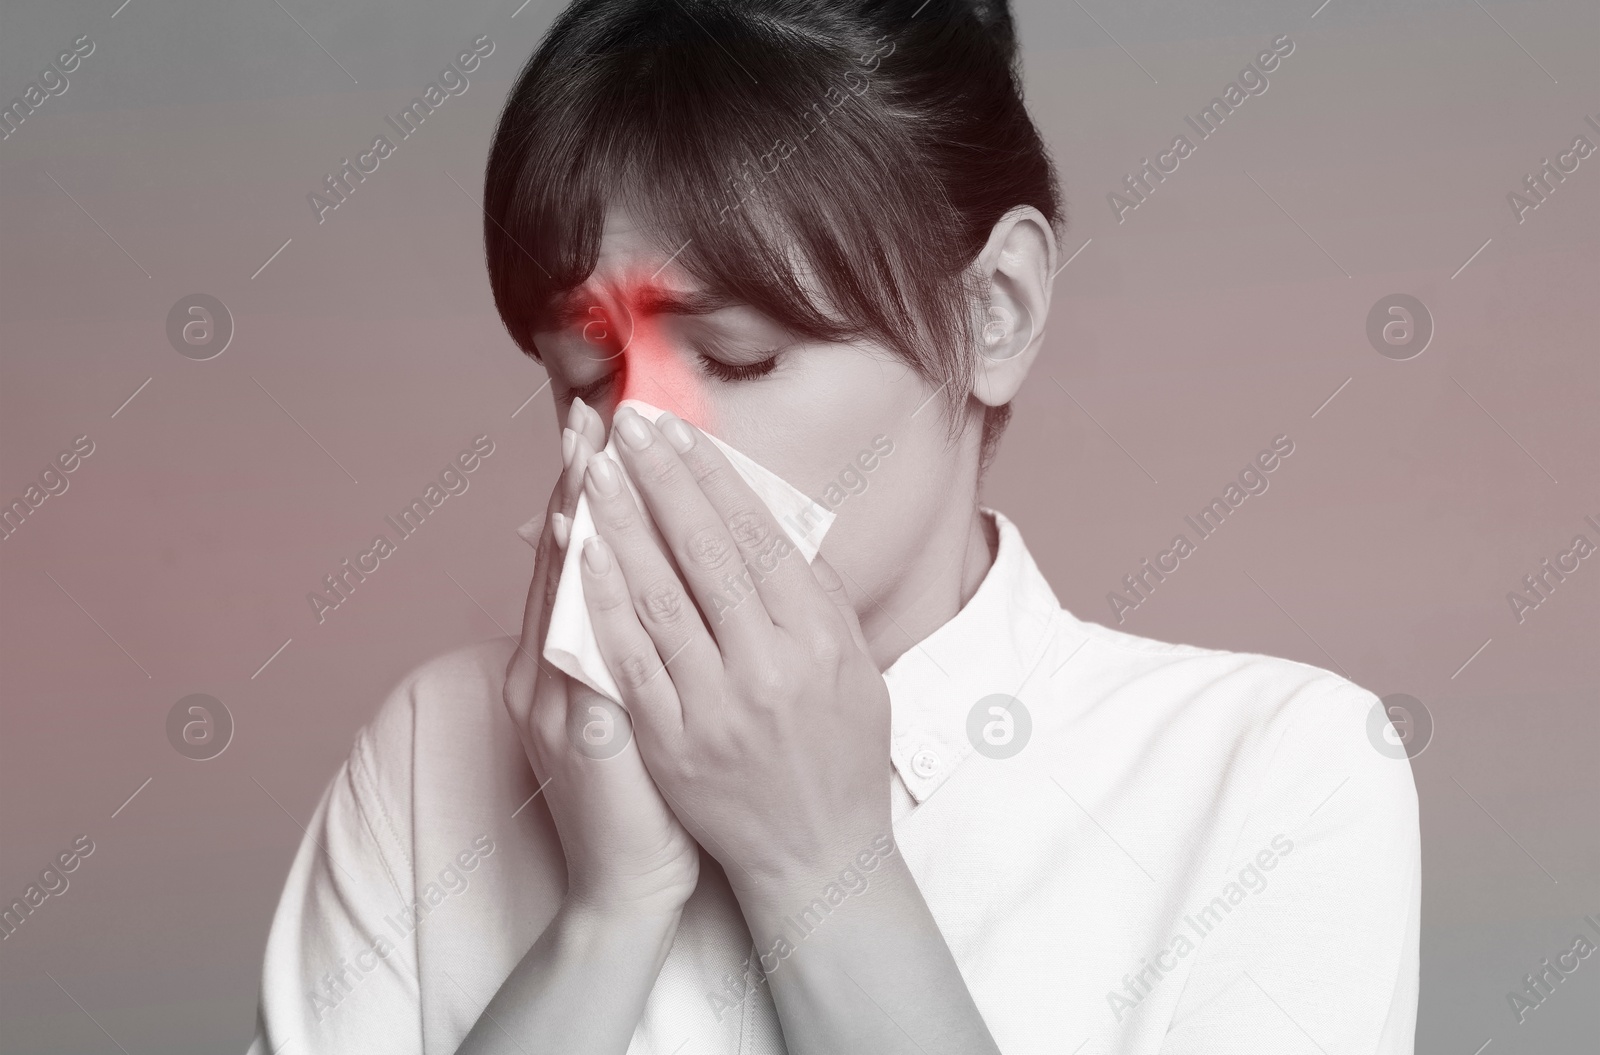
<box><xmin>968</xmin><ymin>206</ymin><xmax>1056</xmax><ymax>408</ymax></box>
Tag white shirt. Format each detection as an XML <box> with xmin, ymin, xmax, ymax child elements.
<box><xmin>248</xmin><ymin>509</ymin><xmax>1419</xmax><ymax>1054</ymax></box>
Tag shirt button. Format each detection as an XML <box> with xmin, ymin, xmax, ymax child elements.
<box><xmin>911</xmin><ymin>749</ymin><xmax>940</xmax><ymax>778</ymax></box>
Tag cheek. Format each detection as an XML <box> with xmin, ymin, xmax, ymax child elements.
<box><xmin>708</xmin><ymin>349</ymin><xmax>884</xmax><ymax>493</ymax></box>
<box><xmin>688</xmin><ymin>342</ymin><xmax>938</xmax><ymax>575</ymax></box>
<box><xmin>814</xmin><ymin>418</ymin><xmax>948</xmax><ymax>584</ymax></box>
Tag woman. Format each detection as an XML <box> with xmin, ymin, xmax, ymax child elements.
<box><xmin>249</xmin><ymin>1</ymin><xmax>1419</xmax><ymax>1052</ymax></box>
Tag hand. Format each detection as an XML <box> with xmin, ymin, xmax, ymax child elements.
<box><xmin>577</xmin><ymin>406</ymin><xmax>893</xmax><ymax>900</ymax></box>
<box><xmin>501</xmin><ymin>397</ymin><xmax>700</xmax><ymax>915</ymax></box>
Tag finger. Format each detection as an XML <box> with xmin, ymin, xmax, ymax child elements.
<box><xmin>507</xmin><ymin>403</ymin><xmax>608</xmax><ymax>762</ymax></box>
<box><xmin>555</xmin><ymin>396</ymin><xmax>604</xmax><ymax>525</ymax></box>
<box><xmin>514</xmin><ymin>420</ymin><xmax>598</xmax><ymax>707</ymax></box>
<box><xmin>554</xmin><ymin>418</ymin><xmax>600</xmax><ymax>543</ymax></box>
<box><xmin>526</xmin><ymin>479</ymin><xmax>566</xmax><ymax>651</ymax></box>
<box><xmin>651</xmin><ymin>409</ymin><xmax>833</xmax><ymax>630</ymax></box>
<box><xmin>534</xmin><ymin>429</ymin><xmax>599</xmax><ymax>650</ymax></box>
<box><xmin>505</xmin><ymin>529</ymin><xmax>551</xmax><ymax>719</ymax></box>
<box><xmin>608</xmin><ymin>407</ymin><xmax>784</xmax><ymax>646</ymax></box>
<box><xmin>808</xmin><ymin>552</ymin><xmax>871</xmax><ymax>657</ymax></box>
<box><xmin>578</xmin><ymin>534</ymin><xmax>685</xmax><ymax>749</ymax></box>
<box><xmin>583</xmin><ymin>451</ymin><xmax>723</xmax><ymax>694</ymax></box>
<box><xmin>550</xmin><ymin>427</ymin><xmax>599</xmax><ymax>552</ymax></box>
<box><xmin>506</xmin><ymin>470</ymin><xmax>570</xmax><ymax>736</ymax></box>
<box><xmin>569</xmin><ymin>394</ymin><xmax>607</xmax><ymax>454</ymax></box>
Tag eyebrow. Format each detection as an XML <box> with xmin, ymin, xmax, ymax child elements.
<box><xmin>548</xmin><ymin>285</ymin><xmax>736</xmax><ymax>327</ymax></box>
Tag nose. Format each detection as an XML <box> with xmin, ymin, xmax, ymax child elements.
<box><xmin>608</xmin><ymin>300</ymin><xmax>711</xmax><ymax>432</ymax></box>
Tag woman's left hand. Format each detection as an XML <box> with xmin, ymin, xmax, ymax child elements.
<box><xmin>577</xmin><ymin>405</ymin><xmax>893</xmax><ymax>899</ymax></box>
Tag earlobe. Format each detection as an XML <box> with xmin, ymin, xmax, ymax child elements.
<box><xmin>970</xmin><ymin>317</ymin><xmax>1035</xmax><ymax>407</ymax></box>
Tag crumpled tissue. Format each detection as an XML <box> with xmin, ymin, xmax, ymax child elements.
<box><xmin>543</xmin><ymin>399</ymin><xmax>835</xmax><ymax>703</ymax></box>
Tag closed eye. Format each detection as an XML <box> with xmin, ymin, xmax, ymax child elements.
<box><xmin>696</xmin><ymin>351</ymin><xmax>779</xmax><ymax>383</ymax></box>
<box><xmin>557</xmin><ymin>372</ymin><xmax>617</xmax><ymax>407</ymax></box>
<box><xmin>552</xmin><ymin>345</ymin><xmax>780</xmax><ymax>406</ymax></box>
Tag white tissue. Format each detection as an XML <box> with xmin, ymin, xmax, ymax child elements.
<box><xmin>544</xmin><ymin>399</ymin><xmax>835</xmax><ymax>703</ymax></box>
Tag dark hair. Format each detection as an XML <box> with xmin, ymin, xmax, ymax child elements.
<box><xmin>483</xmin><ymin>0</ymin><xmax>1062</xmax><ymax>467</ymax></box>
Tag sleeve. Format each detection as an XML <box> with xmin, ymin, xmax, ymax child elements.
<box><xmin>1159</xmin><ymin>677</ymin><xmax>1421</xmax><ymax>1055</ymax></box>
<box><xmin>246</xmin><ymin>680</ymin><xmax>424</xmax><ymax>1055</ymax></box>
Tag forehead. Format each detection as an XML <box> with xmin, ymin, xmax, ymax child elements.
<box><xmin>588</xmin><ymin>206</ymin><xmax>694</xmax><ymax>289</ymax></box>
<box><xmin>543</xmin><ymin>205</ymin><xmax>740</xmax><ymax>326</ymax></box>
<box><xmin>555</xmin><ymin>202</ymin><xmax>841</xmax><ymax>334</ymax></box>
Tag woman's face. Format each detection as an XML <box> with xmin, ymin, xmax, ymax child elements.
<box><xmin>532</xmin><ymin>206</ymin><xmax>982</xmax><ymax>615</ymax></box>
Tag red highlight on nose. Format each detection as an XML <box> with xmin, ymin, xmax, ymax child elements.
<box><xmin>593</xmin><ymin>278</ymin><xmax>713</xmax><ymax>431</ymax></box>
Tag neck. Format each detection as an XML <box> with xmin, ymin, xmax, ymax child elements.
<box><xmin>859</xmin><ymin>505</ymin><xmax>997</xmax><ymax>672</ymax></box>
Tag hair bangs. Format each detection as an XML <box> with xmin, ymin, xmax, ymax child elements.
<box><xmin>489</xmin><ymin>3</ymin><xmax>975</xmax><ymax>408</ymax></box>
<box><xmin>486</xmin><ymin>0</ymin><xmax>1062</xmax><ymax>461</ymax></box>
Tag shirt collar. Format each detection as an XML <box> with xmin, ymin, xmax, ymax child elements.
<box><xmin>882</xmin><ymin>508</ymin><xmax>1062</xmax><ymax>804</ymax></box>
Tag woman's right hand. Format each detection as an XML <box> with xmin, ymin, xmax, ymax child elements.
<box><xmin>501</xmin><ymin>396</ymin><xmax>701</xmax><ymax>917</ymax></box>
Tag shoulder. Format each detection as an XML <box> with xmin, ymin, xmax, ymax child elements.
<box><xmin>1066</xmin><ymin>614</ymin><xmax>1382</xmax><ymax>735</ymax></box>
<box><xmin>361</xmin><ymin>635</ymin><xmax>518</xmax><ymax>740</ymax></box>
<box><xmin>347</xmin><ymin>636</ymin><xmax>520</xmax><ymax>804</ymax></box>
<box><xmin>1055</xmin><ymin>615</ymin><xmax>1417</xmax><ymax>822</ymax></box>
<box><xmin>1075</xmin><ymin>614</ymin><xmax>1376</xmax><ymax>714</ymax></box>
<box><xmin>1064</xmin><ymin>634</ymin><xmax>1425</xmax><ymax>1048</ymax></box>
<box><xmin>390</xmin><ymin>634</ymin><xmax>520</xmax><ymax>709</ymax></box>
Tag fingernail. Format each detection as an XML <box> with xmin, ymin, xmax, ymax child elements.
<box><xmin>571</xmin><ymin>395</ymin><xmax>591</xmax><ymax>434</ymax></box>
<box><xmin>582</xmin><ymin>535</ymin><xmax>611</xmax><ymax>575</ymax></box>
<box><xmin>615</xmin><ymin>407</ymin><xmax>652</xmax><ymax>450</ymax></box>
<box><xmin>515</xmin><ymin>513</ymin><xmax>541</xmax><ymax>549</ymax></box>
<box><xmin>587</xmin><ymin>452</ymin><xmax>621</xmax><ymax>496</ymax></box>
<box><xmin>551</xmin><ymin>510</ymin><xmax>570</xmax><ymax>549</ymax></box>
<box><xmin>561</xmin><ymin>427</ymin><xmax>577</xmax><ymax>467</ymax></box>
<box><xmin>658</xmin><ymin>412</ymin><xmax>695</xmax><ymax>453</ymax></box>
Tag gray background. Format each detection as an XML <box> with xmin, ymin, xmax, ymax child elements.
<box><xmin>1</xmin><ymin>0</ymin><xmax>1596</xmax><ymax>1051</ymax></box>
